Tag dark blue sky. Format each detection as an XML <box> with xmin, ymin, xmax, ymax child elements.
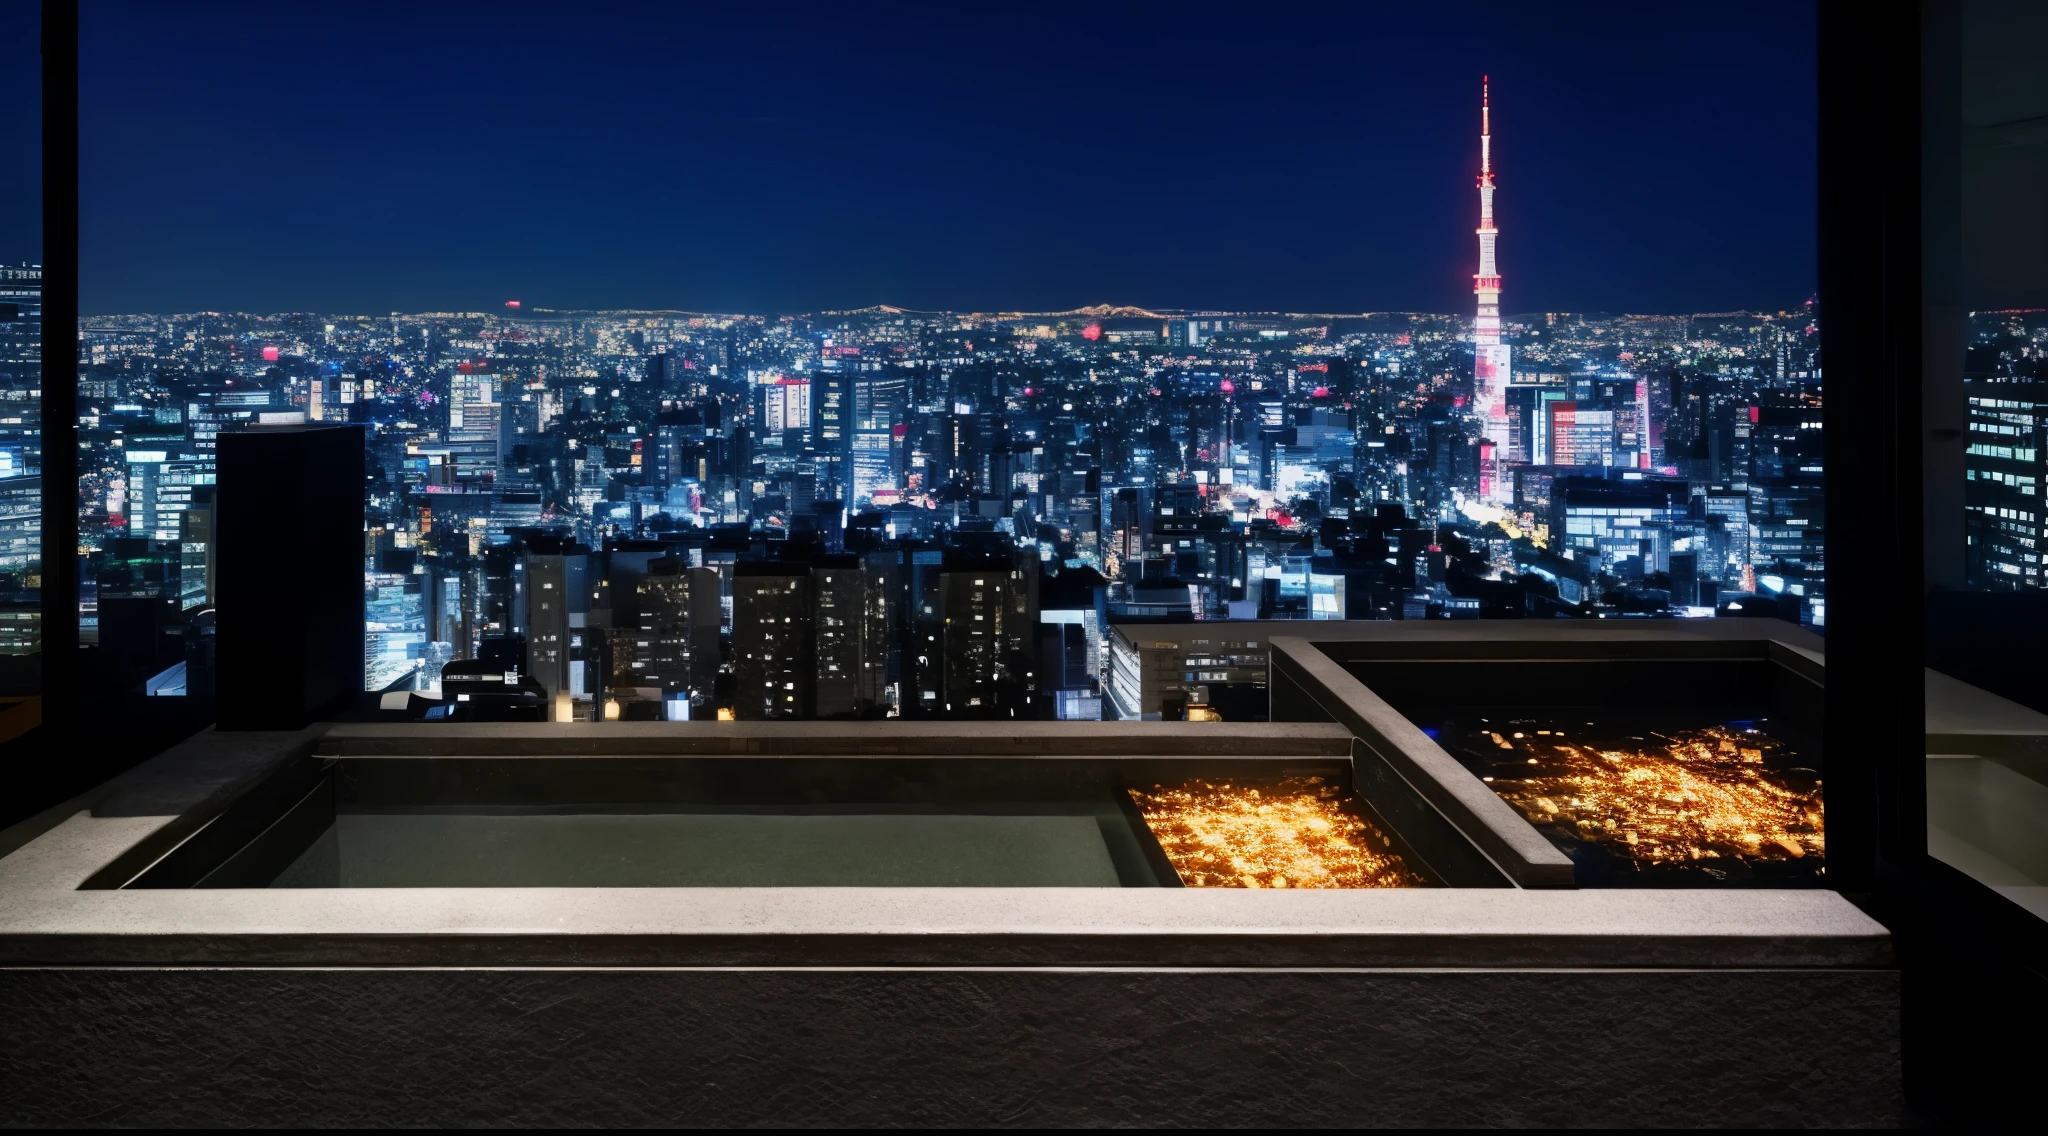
<box><xmin>6</xmin><ymin>2</ymin><xmax>1817</xmax><ymax>316</ymax></box>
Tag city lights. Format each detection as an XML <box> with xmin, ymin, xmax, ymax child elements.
<box><xmin>2</xmin><ymin>79</ymin><xmax>1851</xmax><ymax>721</ymax></box>
<box><xmin>1478</xmin><ymin>723</ymin><xmax>1824</xmax><ymax>872</ymax></box>
<box><xmin>1128</xmin><ymin>776</ymin><xmax>1426</xmax><ymax>888</ymax></box>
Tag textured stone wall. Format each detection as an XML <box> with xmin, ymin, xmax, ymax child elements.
<box><xmin>1</xmin><ymin>967</ymin><xmax>1898</xmax><ymax>1127</ymax></box>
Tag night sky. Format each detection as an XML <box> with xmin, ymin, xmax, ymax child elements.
<box><xmin>5</xmin><ymin>2</ymin><xmax>1817</xmax><ymax>317</ymax></box>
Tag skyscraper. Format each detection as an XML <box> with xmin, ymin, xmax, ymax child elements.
<box><xmin>0</xmin><ymin>265</ymin><xmax>41</xmax><ymax>626</ymax></box>
<box><xmin>812</xmin><ymin>556</ymin><xmax>891</xmax><ymax>718</ymax></box>
<box><xmin>627</xmin><ymin>559</ymin><xmax>722</xmax><ymax>714</ymax></box>
<box><xmin>732</xmin><ymin>563</ymin><xmax>814</xmax><ymax>719</ymax></box>
<box><xmin>446</xmin><ymin>364</ymin><xmax>503</xmax><ymax>485</ymax></box>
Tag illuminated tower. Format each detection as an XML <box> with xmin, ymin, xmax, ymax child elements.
<box><xmin>1475</xmin><ymin>76</ymin><xmax>1501</xmax><ymax>350</ymax></box>
<box><xmin>1473</xmin><ymin>76</ymin><xmax>1513</xmax><ymax>504</ymax></box>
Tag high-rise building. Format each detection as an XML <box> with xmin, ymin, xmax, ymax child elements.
<box><xmin>0</xmin><ymin>264</ymin><xmax>38</xmax><ymax>394</ymax></box>
<box><xmin>121</xmin><ymin>447</ymin><xmax>210</xmax><ymax>543</ymax></box>
<box><xmin>177</xmin><ymin>488</ymin><xmax>213</xmax><ymax>611</ymax></box>
<box><xmin>625</xmin><ymin>558</ymin><xmax>721</xmax><ymax>714</ymax></box>
<box><xmin>446</xmin><ymin>365</ymin><xmax>502</xmax><ymax>484</ymax></box>
<box><xmin>1550</xmin><ymin>473</ymin><xmax>1690</xmax><ymax>577</ymax></box>
<box><xmin>0</xmin><ymin>264</ymin><xmax>40</xmax><ymax>611</ymax></box>
<box><xmin>518</xmin><ymin>545</ymin><xmax>590</xmax><ymax>712</ymax></box>
<box><xmin>1747</xmin><ymin>392</ymin><xmax>1826</xmax><ymax>614</ymax></box>
<box><xmin>854</xmin><ymin>371</ymin><xmax>908</xmax><ymax>431</ymax></box>
<box><xmin>811</xmin><ymin>368</ymin><xmax>853</xmax><ymax>503</ymax></box>
<box><xmin>762</xmin><ymin>376</ymin><xmax>811</xmax><ymax>441</ymax></box>
<box><xmin>937</xmin><ymin>557</ymin><xmax>1037</xmax><ymax>719</ymax></box>
<box><xmin>850</xmin><ymin>429</ymin><xmax>899</xmax><ymax>507</ymax></box>
<box><xmin>812</xmin><ymin>556</ymin><xmax>892</xmax><ymax>718</ymax></box>
<box><xmin>732</xmin><ymin>563</ymin><xmax>814</xmax><ymax>719</ymax></box>
<box><xmin>365</xmin><ymin>571</ymin><xmax>428</xmax><ymax>692</ymax></box>
<box><xmin>1964</xmin><ymin>386</ymin><xmax>2046</xmax><ymax>588</ymax></box>
<box><xmin>0</xmin><ymin>473</ymin><xmax>39</xmax><ymax>586</ymax></box>
<box><xmin>1546</xmin><ymin>402</ymin><xmax>1618</xmax><ymax>467</ymax></box>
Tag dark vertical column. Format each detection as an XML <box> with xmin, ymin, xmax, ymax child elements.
<box><xmin>39</xmin><ymin>1</ymin><xmax>79</xmax><ymax>721</ymax></box>
<box><xmin>214</xmin><ymin>426</ymin><xmax>365</xmax><ymax>730</ymax></box>
<box><xmin>1817</xmin><ymin>0</ymin><xmax>1925</xmax><ymax>890</ymax></box>
<box><xmin>1920</xmin><ymin>0</ymin><xmax>1967</xmax><ymax>592</ymax></box>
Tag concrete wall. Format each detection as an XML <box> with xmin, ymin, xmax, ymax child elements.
<box><xmin>1</xmin><ymin>966</ymin><xmax>1897</xmax><ymax>1127</ymax></box>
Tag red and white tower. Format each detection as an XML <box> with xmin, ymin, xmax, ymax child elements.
<box><xmin>1472</xmin><ymin>76</ymin><xmax>1513</xmax><ymax>504</ymax></box>
<box><xmin>1474</xmin><ymin>76</ymin><xmax>1502</xmax><ymax>350</ymax></box>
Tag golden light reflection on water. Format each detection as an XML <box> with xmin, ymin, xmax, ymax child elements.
<box><xmin>1482</xmin><ymin>724</ymin><xmax>1823</xmax><ymax>868</ymax></box>
<box><xmin>1128</xmin><ymin>777</ymin><xmax>1426</xmax><ymax>889</ymax></box>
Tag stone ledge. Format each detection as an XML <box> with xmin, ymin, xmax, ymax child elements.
<box><xmin>316</xmin><ymin>720</ymin><xmax>1356</xmax><ymax>757</ymax></box>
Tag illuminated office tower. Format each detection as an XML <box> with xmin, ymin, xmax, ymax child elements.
<box><xmin>851</xmin><ymin>372</ymin><xmax>908</xmax><ymax>507</ymax></box>
<box><xmin>0</xmin><ymin>473</ymin><xmax>36</xmax><ymax>582</ymax></box>
<box><xmin>0</xmin><ymin>261</ymin><xmax>40</xmax><ymax>644</ymax></box>
<box><xmin>626</xmin><ymin>559</ymin><xmax>722</xmax><ymax>715</ymax></box>
<box><xmin>519</xmin><ymin>546</ymin><xmax>589</xmax><ymax>711</ymax></box>
<box><xmin>1550</xmin><ymin>474</ymin><xmax>1690</xmax><ymax>577</ymax></box>
<box><xmin>308</xmin><ymin>376</ymin><xmax>330</xmax><ymax>422</ymax></box>
<box><xmin>762</xmin><ymin>376</ymin><xmax>811</xmax><ymax>442</ymax></box>
<box><xmin>1704</xmin><ymin>492</ymin><xmax>1751</xmax><ymax>578</ymax></box>
<box><xmin>364</xmin><ymin>571</ymin><xmax>427</xmax><ymax>692</ymax></box>
<box><xmin>648</xmin><ymin>401</ymin><xmax>721</xmax><ymax>495</ymax></box>
<box><xmin>177</xmin><ymin>489</ymin><xmax>213</xmax><ymax>610</ymax></box>
<box><xmin>812</xmin><ymin>369</ymin><xmax>853</xmax><ymax>501</ymax></box>
<box><xmin>851</xmin><ymin>430</ymin><xmax>898</xmax><ymax>506</ymax></box>
<box><xmin>0</xmin><ymin>264</ymin><xmax>38</xmax><ymax>393</ymax></box>
<box><xmin>1746</xmin><ymin>392</ymin><xmax>1826</xmax><ymax>607</ymax></box>
<box><xmin>500</xmin><ymin>389</ymin><xmax>542</xmax><ymax>473</ymax></box>
<box><xmin>732</xmin><ymin>564</ymin><xmax>814</xmax><ymax>719</ymax></box>
<box><xmin>812</xmin><ymin>556</ymin><xmax>892</xmax><ymax>718</ymax></box>
<box><xmin>185</xmin><ymin>391</ymin><xmax>266</xmax><ymax>457</ymax></box>
<box><xmin>1471</xmin><ymin>77</ymin><xmax>1513</xmax><ymax>503</ymax></box>
<box><xmin>1504</xmin><ymin>373</ymin><xmax>1566</xmax><ymax>463</ymax></box>
<box><xmin>1964</xmin><ymin>387</ymin><xmax>2047</xmax><ymax>588</ymax></box>
<box><xmin>649</xmin><ymin>408</ymin><xmax>687</xmax><ymax>490</ymax></box>
<box><xmin>446</xmin><ymin>365</ymin><xmax>502</xmax><ymax>484</ymax></box>
<box><xmin>0</xmin><ymin>261</ymin><xmax>38</xmax><ymax>650</ymax></box>
<box><xmin>855</xmin><ymin>371</ymin><xmax>908</xmax><ymax>430</ymax></box>
<box><xmin>122</xmin><ymin>448</ymin><xmax>208</xmax><ymax>542</ymax></box>
<box><xmin>1545</xmin><ymin>402</ymin><xmax>1618</xmax><ymax>468</ymax></box>
<box><xmin>1104</xmin><ymin>486</ymin><xmax>1154</xmax><ymax>579</ymax></box>
<box><xmin>937</xmin><ymin>559</ymin><xmax>1037</xmax><ymax>719</ymax></box>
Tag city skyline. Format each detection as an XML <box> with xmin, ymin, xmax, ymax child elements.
<box><xmin>54</xmin><ymin>291</ymin><xmax>1832</xmax><ymax>715</ymax></box>
<box><xmin>0</xmin><ymin>15</ymin><xmax>1835</xmax><ymax>724</ymax></box>
<box><xmin>68</xmin><ymin>300</ymin><xmax>1822</xmax><ymax>320</ymax></box>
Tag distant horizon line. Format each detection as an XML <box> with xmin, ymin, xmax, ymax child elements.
<box><xmin>76</xmin><ymin>302</ymin><xmax>1820</xmax><ymax>323</ymax></box>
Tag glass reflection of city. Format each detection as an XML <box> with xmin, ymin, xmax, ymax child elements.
<box><xmin>1130</xmin><ymin>776</ymin><xmax>1426</xmax><ymax>889</ymax></box>
<box><xmin>1428</xmin><ymin>717</ymin><xmax>1825</xmax><ymax>886</ymax></box>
